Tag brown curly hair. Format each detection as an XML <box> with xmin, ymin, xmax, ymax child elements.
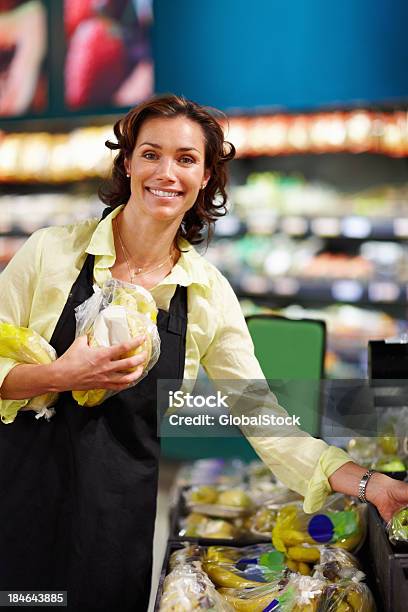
<box><xmin>99</xmin><ymin>94</ymin><xmax>235</xmax><ymax>246</ymax></box>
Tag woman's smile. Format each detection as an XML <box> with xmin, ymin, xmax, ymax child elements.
<box><xmin>145</xmin><ymin>187</ymin><xmax>184</xmax><ymax>200</ymax></box>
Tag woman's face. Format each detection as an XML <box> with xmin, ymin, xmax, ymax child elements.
<box><xmin>125</xmin><ymin>115</ymin><xmax>210</xmax><ymax>223</ymax></box>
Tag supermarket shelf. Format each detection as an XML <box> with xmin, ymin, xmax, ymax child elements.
<box><xmin>281</xmin><ymin>215</ymin><xmax>408</xmax><ymax>240</ymax></box>
<box><xmin>214</xmin><ymin>215</ymin><xmax>408</xmax><ymax>240</ymax></box>
<box><xmin>1</xmin><ymin>215</ymin><xmax>407</xmax><ymax>242</ymax></box>
<box><xmin>0</xmin><ymin>230</ymin><xmax>31</xmax><ymax>238</ymax></box>
<box><xmin>233</xmin><ymin>275</ymin><xmax>408</xmax><ymax>307</ymax></box>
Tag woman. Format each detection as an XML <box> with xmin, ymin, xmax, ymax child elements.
<box><xmin>0</xmin><ymin>94</ymin><xmax>407</xmax><ymax>611</ymax></box>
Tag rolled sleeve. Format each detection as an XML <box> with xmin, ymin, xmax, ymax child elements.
<box><xmin>303</xmin><ymin>445</ymin><xmax>352</xmax><ymax>513</ymax></box>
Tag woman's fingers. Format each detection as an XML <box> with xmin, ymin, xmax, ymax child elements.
<box><xmin>110</xmin><ymin>351</ymin><xmax>147</xmax><ymax>373</ymax></box>
<box><xmin>105</xmin><ymin>335</ymin><xmax>146</xmax><ymax>361</ymax></box>
<box><xmin>105</xmin><ymin>366</ymin><xmax>145</xmax><ymax>389</ymax></box>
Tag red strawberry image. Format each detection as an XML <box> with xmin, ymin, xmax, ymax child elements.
<box><xmin>64</xmin><ymin>0</ymin><xmax>94</xmax><ymax>38</ymax></box>
<box><xmin>65</xmin><ymin>17</ymin><xmax>126</xmax><ymax>109</ymax></box>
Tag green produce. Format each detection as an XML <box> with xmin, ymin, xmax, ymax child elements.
<box><xmin>378</xmin><ymin>434</ymin><xmax>399</xmax><ymax>455</ymax></box>
<box><xmin>388</xmin><ymin>506</ymin><xmax>408</xmax><ymax>543</ymax></box>
<box><xmin>374</xmin><ymin>456</ymin><xmax>405</xmax><ymax>473</ymax></box>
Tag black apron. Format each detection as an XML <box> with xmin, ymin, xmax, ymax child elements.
<box><xmin>0</xmin><ymin>242</ymin><xmax>187</xmax><ymax>611</ymax></box>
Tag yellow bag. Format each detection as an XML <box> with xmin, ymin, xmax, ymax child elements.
<box><xmin>0</xmin><ymin>322</ymin><xmax>58</xmax><ymax>423</ymax></box>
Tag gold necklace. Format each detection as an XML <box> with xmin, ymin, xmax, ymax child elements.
<box><xmin>114</xmin><ymin>217</ymin><xmax>173</xmax><ymax>283</ymax></box>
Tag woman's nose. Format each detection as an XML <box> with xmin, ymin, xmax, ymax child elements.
<box><xmin>155</xmin><ymin>157</ymin><xmax>176</xmax><ymax>181</ymax></box>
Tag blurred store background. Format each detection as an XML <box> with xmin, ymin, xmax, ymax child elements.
<box><xmin>1</xmin><ymin>0</ymin><xmax>408</xmax><ymax>379</ymax></box>
<box><xmin>1</xmin><ymin>2</ymin><xmax>408</xmax><ymax>606</ymax></box>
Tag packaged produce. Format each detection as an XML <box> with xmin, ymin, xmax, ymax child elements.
<box><xmin>317</xmin><ymin>580</ymin><xmax>375</xmax><ymax>612</ymax></box>
<box><xmin>203</xmin><ymin>544</ymin><xmax>286</xmax><ymax>588</ymax></box>
<box><xmin>168</xmin><ymin>544</ymin><xmax>203</xmax><ymax>571</ymax></box>
<box><xmin>245</xmin><ymin>506</ymin><xmax>278</xmax><ymax>537</ymax></box>
<box><xmin>218</xmin><ymin>573</ymin><xmax>327</xmax><ymax>612</ymax></box>
<box><xmin>0</xmin><ymin>322</ymin><xmax>58</xmax><ymax>422</ymax></box>
<box><xmin>217</xmin><ymin>574</ymin><xmax>374</xmax><ymax>612</ymax></box>
<box><xmin>185</xmin><ymin>485</ymin><xmax>254</xmax><ymax>518</ymax></box>
<box><xmin>387</xmin><ymin>505</ymin><xmax>408</xmax><ymax>545</ymax></box>
<box><xmin>180</xmin><ymin>513</ymin><xmax>239</xmax><ymax>540</ymax></box>
<box><xmin>72</xmin><ymin>279</ymin><xmax>160</xmax><ymax>406</ymax></box>
<box><xmin>372</xmin><ymin>455</ymin><xmax>406</xmax><ymax>480</ymax></box>
<box><xmin>313</xmin><ymin>547</ymin><xmax>365</xmax><ymax>583</ymax></box>
<box><xmin>159</xmin><ymin>562</ymin><xmax>234</xmax><ymax>611</ymax></box>
<box><xmin>272</xmin><ymin>495</ymin><xmax>366</xmax><ymax>557</ymax></box>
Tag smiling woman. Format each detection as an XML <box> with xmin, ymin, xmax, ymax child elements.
<box><xmin>1</xmin><ymin>94</ymin><xmax>408</xmax><ymax>612</ymax></box>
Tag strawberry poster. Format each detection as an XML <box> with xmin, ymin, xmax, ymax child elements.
<box><xmin>0</xmin><ymin>0</ymin><xmax>48</xmax><ymax>117</ymax></box>
<box><xmin>64</xmin><ymin>0</ymin><xmax>153</xmax><ymax>110</ymax></box>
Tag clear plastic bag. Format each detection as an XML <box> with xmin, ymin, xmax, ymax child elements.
<box><xmin>0</xmin><ymin>322</ymin><xmax>58</xmax><ymax>422</ymax></box>
<box><xmin>184</xmin><ymin>485</ymin><xmax>254</xmax><ymax>518</ymax></box>
<box><xmin>272</xmin><ymin>495</ymin><xmax>366</xmax><ymax>559</ymax></box>
<box><xmin>318</xmin><ymin>580</ymin><xmax>376</xmax><ymax>612</ymax></box>
<box><xmin>218</xmin><ymin>573</ymin><xmax>326</xmax><ymax>611</ymax></box>
<box><xmin>313</xmin><ymin>546</ymin><xmax>365</xmax><ymax>583</ymax></box>
<box><xmin>203</xmin><ymin>544</ymin><xmax>286</xmax><ymax>588</ymax></box>
<box><xmin>217</xmin><ymin>574</ymin><xmax>375</xmax><ymax>612</ymax></box>
<box><xmin>179</xmin><ymin>513</ymin><xmax>240</xmax><ymax>539</ymax></box>
<box><xmin>72</xmin><ymin>279</ymin><xmax>160</xmax><ymax>407</ymax></box>
<box><xmin>159</xmin><ymin>562</ymin><xmax>234</xmax><ymax>611</ymax></box>
<box><xmin>387</xmin><ymin>505</ymin><xmax>408</xmax><ymax>545</ymax></box>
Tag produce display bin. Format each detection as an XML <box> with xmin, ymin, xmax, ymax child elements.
<box><xmin>168</xmin><ymin>486</ymin><xmax>270</xmax><ymax>545</ymax></box>
<box><xmin>367</xmin><ymin>504</ymin><xmax>408</xmax><ymax>612</ymax></box>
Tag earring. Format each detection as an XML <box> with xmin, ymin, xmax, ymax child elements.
<box><xmin>201</xmin><ymin>184</ymin><xmax>206</xmax><ymax>190</ymax></box>
<box><xmin>126</xmin><ymin>173</ymin><xmax>130</xmax><ymax>178</ymax></box>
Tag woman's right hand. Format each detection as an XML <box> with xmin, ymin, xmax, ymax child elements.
<box><xmin>51</xmin><ymin>335</ymin><xmax>148</xmax><ymax>393</ymax></box>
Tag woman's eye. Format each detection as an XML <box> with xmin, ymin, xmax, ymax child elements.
<box><xmin>180</xmin><ymin>156</ymin><xmax>195</xmax><ymax>164</ymax></box>
<box><xmin>143</xmin><ymin>152</ymin><xmax>157</xmax><ymax>160</ymax></box>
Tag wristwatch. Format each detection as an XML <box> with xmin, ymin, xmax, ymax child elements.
<box><xmin>358</xmin><ymin>469</ymin><xmax>376</xmax><ymax>503</ymax></box>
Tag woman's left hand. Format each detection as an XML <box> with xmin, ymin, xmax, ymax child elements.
<box><xmin>367</xmin><ymin>472</ymin><xmax>408</xmax><ymax>523</ymax></box>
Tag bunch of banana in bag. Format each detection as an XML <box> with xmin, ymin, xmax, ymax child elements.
<box><xmin>272</xmin><ymin>494</ymin><xmax>366</xmax><ymax>573</ymax></box>
<box><xmin>0</xmin><ymin>322</ymin><xmax>59</xmax><ymax>423</ymax></box>
<box><xmin>72</xmin><ymin>279</ymin><xmax>160</xmax><ymax>407</ymax></box>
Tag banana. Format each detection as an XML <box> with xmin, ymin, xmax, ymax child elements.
<box><xmin>292</xmin><ymin>602</ymin><xmax>318</xmax><ymax>612</ymax></box>
<box><xmin>203</xmin><ymin>562</ymin><xmax>263</xmax><ymax>589</ymax></box>
<box><xmin>336</xmin><ymin>602</ymin><xmax>352</xmax><ymax>612</ymax></box>
<box><xmin>335</xmin><ymin>529</ymin><xmax>362</xmax><ymax>552</ymax></box>
<box><xmin>298</xmin><ymin>561</ymin><xmax>312</xmax><ymax>575</ymax></box>
<box><xmin>286</xmin><ymin>559</ymin><xmax>299</xmax><ymax>572</ymax></box>
<box><xmin>218</xmin><ymin>587</ymin><xmax>280</xmax><ymax>612</ymax></box>
<box><xmin>280</xmin><ymin>528</ymin><xmax>314</xmax><ymax>547</ymax></box>
<box><xmin>204</xmin><ymin>547</ymin><xmax>236</xmax><ymax>564</ymax></box>
<box><xmin>73</xmin><ymin>307</ymin><xmax>152</xmax><ymax>407</ymax></box>
<box><xmin>346</xmin><ymin>589</ymin><xmax>365</xmax><ymax>611</ymax></box>
<box><xmin>287</xmin><ymin>546</ymin><xmax>320</xmax><ymax>563</ymax></box>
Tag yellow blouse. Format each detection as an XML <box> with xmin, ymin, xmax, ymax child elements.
<box><xmin>0</xmin><ymin>205</ymin><xmax>351</xmax><ymax>512</ymax></box>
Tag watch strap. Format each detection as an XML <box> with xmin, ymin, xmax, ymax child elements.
<box><xmin>358</xmin><ymin>469</ymin><xmax>376</xmax><ymax>503</ymax></box>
